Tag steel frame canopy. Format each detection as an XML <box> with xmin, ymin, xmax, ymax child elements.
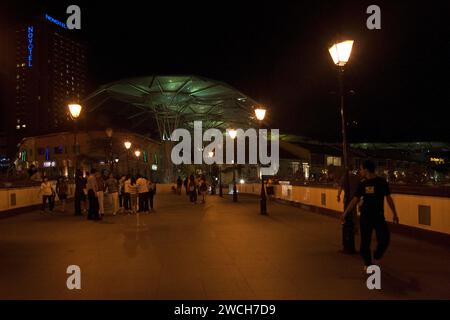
<box><xmin>85</xmin><ymin>75</ymin><xmax>260</xmax><ymax>140</ymax></box>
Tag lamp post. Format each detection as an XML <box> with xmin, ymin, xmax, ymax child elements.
<box><xmin>68</xmin><ymin>103</ymin><xmax>82</xmax><ymax>178</ymax></box>
<box><xmin>106</xmin><ymin>128</ymin><xmax>113</xmax><ymax>174</ymax></box>
<box><xmin>135</xmin><ymin>150</ymin><xmax>141</xmax><ymax>175</ymax></box>
<box><xmin>124</xmin><ymin>141</ymin><xmax>131</xmax><ymax>174</ymax></box>
<box><xmin>328</xmin><ymin>39</ymin><xmax>355</xmax><ymax>253</ymax></box>
<box><xmin>255</xmin><ymin>106</ymin><xmax>267</xmax><ymax>215</ymax></box>
<box><xmin>228</xmin><ymin>129</ymin><xmax>238</xmax><ymax>202</ymax></box>
<box><xmin>208</xmin><ymin>151</ymin><xmax>216</xmax><ymax>195</ymax></box>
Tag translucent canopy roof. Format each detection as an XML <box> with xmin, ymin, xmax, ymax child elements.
<box><xmin>85</xmin><ymin>75</ymin><xmax>260</xmax><ymax>139</ymax></box>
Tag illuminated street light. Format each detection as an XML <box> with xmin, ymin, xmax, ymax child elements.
<box><xmin>328</xmin><ymin>39</ymin><xmax>355</xmax><ymax>253</ymax></box>
<box><xmin>124</xmin><ymin>141</ymin><xmax>131</xmax><ymax>174</ymax></box>
<box><xmin>254</xmin><ymin>106</ymin><xmax>267</xmax><ymax>215</ymax></box>
<box><xmin>254</xmin><ymin>107</ymin><xmax>266</xmax><ymax>121</ymax></box>
<box><xmin>134</xmin><ymin>150</ymin><xmax>141</xmax><ymax>175</ymax></box>
<box><xmin>228</xmin><ymin>129</ymin><xmax>238</xmax><ymax>202</ymax></box>
<box><xmin>68</xmin><ymin>103</ymin><xmax>82</xmax><ymax>119</ymax></box>
<box><xmin>68</xmin><ymin>103</ymin><xmax>82</xmax><ymax>177</ymax></box>
<box><xmin>328</xmin><ymin>40</ymin><xmax>354</xmax><ymax>67</ymax></box>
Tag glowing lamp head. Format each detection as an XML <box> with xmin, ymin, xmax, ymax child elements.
<box><xmin>254</xmin><ymin>107</ymin><xmax>266</xmax><ymax>121</ymax></box>
<box><xmin>228</xmin><ymin>129</ymin><xmax>237</xmax><ymax>140</ymax></box>
<box><xmin>208</xmin><ymin>151</ymin><xmax>214</xmax><ymax>158</ymax></box>
<box><xmin>68</xmin><ymin>104</ymin><xmax>82</xmax><ymax>119</ymax></box>
<box><xmin>134</xmin><ymin>150</ymin><xmax>141</xmax><ymax>158</ymax></box>
<box><xmin>124</xmin><ymin>141</ymin><xmax>131</xmax><ymax>150</ymax></box>
<box><xmin>328</xmin><ymin>40</ymin><xmax>354</xmax><ymax>67</ymax></box>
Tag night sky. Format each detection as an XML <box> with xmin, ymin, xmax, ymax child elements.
<box><xmin>1</xmin><ymin>0</ymin><xmax>449</xmax><ymax>142</ymax></box>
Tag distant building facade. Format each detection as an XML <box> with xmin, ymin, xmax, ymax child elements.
<box><xmin>16</xmin><ymin>130</ymin><xmax>161</xmax><ymax>179</ymax></box>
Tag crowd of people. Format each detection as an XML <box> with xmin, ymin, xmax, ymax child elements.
<box><xmin>39</xmin><ymin>170</ymin><xmax>214</xmax><ymax>217</ymax></box>
<box><xmin>176</xmin><ymin>174</ymin><xmax>209</xmax><ymax>204</ymax></box>
<box><xmin>39</xmin><ymin>169</ymin><xmax>157</xmax><ymax>220</ymax></box>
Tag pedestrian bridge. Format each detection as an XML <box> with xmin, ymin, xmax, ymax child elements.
<box><xmin>0</xmin><ymin>189</ymin><xmax>449</xmax><ymax>299</ymax></box>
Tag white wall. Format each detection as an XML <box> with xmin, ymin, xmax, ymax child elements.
<box><xmin>0</xmin><ymin>181</ymin><xmax>74</xmax><ymax>211</ymax></box>
<box><xmin>2</xmin><ymin>182</ymin><xmax>449</xmax><ymax>236</ymax></box>
<box><xmin>237</xmin><ymin>183</ymin><xmax>450</xmax><ymax>235</ymax></box>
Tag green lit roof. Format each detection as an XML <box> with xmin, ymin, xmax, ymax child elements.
<box><xmin>85</xmin><ymin>75</ymin><xmax>260</xmax><ymax>139</ymax></box>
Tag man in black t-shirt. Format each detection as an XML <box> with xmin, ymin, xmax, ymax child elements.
<box><xmin>341</xmin><ymin>160</ymin><xmax>399</xmax><ymax>268</ymax></box>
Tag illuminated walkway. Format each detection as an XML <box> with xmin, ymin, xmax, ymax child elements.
<box><xmin>0</xmin><ymin>193</ymin><xmax>449</xmax><ymax>299</ymax></box>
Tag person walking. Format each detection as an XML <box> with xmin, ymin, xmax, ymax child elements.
<box><xmin>136</xmin><ymin>174</ymin><xmax>149</xmax><ymax>213</ymax></box>
<box><xmin>106</xmin><ymin>173</ymin><xmax>119</xmax><ymax>215</ymax></box>
<box><xmin>341</xmin><ymin>160</ymin><xmax>399</xmax><ymax>270</ymax></box>
<box><xmin>56</xmin><ymin>176</ymin><xmax>68</xmax><ymax>213</ymax></box>
<box><xmin>148</xmin><ymin>178</ymin><xmax>156</xmax><ymax>211</ymax></box>
<box><xmin>188</xmin><ymin>174</ymin><xmax>197</xmax><ymax>204</ymax></box>
<box><xmin>74</xmin><ymin>170</ymin><xmax>86</xmax><ymax>216</ymax></box>
<box><xmin>96</xmin><ymin>171</ymin><xmax>106</xmax><ymax>218</ymax></box>
<box><xmin>199</xmin><ymin>175</ymin><xmax>207</xmax><ymax>203</ymax></box>
<box><xmin>39</xmin><ymin>176</ymin><xmax>55</xmax><ymax>213</ymax></box>
<box><xmin>176</xmin><ymin>176</ymin><xmax>183</xmax><ymax>195</ymax></box>
<box><xmin>87</xmin><ymin>168</ymin><xmax>100</xmax><ymax>220</ymax></box>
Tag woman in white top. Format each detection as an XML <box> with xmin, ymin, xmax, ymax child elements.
<box><xmin>40</xmin><ymin>176</ymin><xmax>55</xmax><ymax>213</ymax></box>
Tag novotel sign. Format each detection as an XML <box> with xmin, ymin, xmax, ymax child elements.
<box><xmin>44</xmin><ymin>13</ymin><xmax>67</xmax><ymax>29</ymax></box>
<box><xmin>27</xmin><ymin>26</ymin><xmax>34</xmax><ymax>67</ymax></box>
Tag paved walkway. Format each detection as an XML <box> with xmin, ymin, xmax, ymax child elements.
<box><xmin>0</xmin><ymin>193</ymin><xmax>449</xmax><ymax>299</ymax></box>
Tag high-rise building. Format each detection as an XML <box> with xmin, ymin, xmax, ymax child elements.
<box><xmin>3</xmin><ymin>13</ymin><xmax>87</xmax><ymax>159</ymax></box>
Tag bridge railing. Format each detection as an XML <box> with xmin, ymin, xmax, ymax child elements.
<box><xmin>236</xmin><ymin>183</ymin><xmax>450</xmax><ymax>236</ymax></box>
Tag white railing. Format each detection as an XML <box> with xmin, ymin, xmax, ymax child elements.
<box><xmin>236</xmin><ymin>183</ymin><xmax>450</xmax><ymax>235</ymax></box>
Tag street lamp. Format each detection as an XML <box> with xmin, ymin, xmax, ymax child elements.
<box><xmin>124</xmin><ymin>141</ymin><xmax>131</xmax><ymax>174</ymax></box>
<box><xmin>255</xmin><ymin>106</ymin><xmax>267</xmax><ymax>215</ymax></box>
<box><xmin>328</xmin><ymin>39</ymin><xmax>355</xmax><ymax>253</ymax></box>
<box><xmin>106</xmin><ymin>128</ymin><xmax>113</xmax><ymax>174</ymax></box>
<box><xmin>68</xmin><ymin>103</ymin><xmax>82</xmax><ymax>178</ymax></box>
<box><xmin>228</xmin><ymin>129</ymin><xmax>238</xmax><ymax>202</ymax></box>
<box><xmin>135</xmin><ymin>150</ymin><xmax>141</xmax><ymax>174</ymax></box>
<box><xmin>207</xmin><ymin>151</ymin><xmax>217</xmax><ymax>195</ymax></box>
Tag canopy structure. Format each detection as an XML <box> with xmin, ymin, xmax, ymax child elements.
<box><xmin>84</xmin><ymin>75</ymin><xmax>261</xmax><ymax>182</ymax></box>
<box><xmin>84</xmin><ymin>75</ymin><xmax>260</xmax><ymax>140</ymax></box>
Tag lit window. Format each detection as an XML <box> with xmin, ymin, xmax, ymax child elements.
<box><xmin>16</xmin><ymin>125</ymin><xmax>20</xmax><ymax>130</ymax></box>
<box><xmin>326</xmin><ymin>156</ymin><xmax>342</xmax><ymax>167</ymax></box>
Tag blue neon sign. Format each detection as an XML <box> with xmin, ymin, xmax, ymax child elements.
<box><xmin>27</xmin><ymin>26</ymin><xmax>34</xmax><ymax>67</ymax></box>
<box><xmin>44</xmin><ymin>14</ymin><xmax>67</xmax><ymax>29</ymax></box>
